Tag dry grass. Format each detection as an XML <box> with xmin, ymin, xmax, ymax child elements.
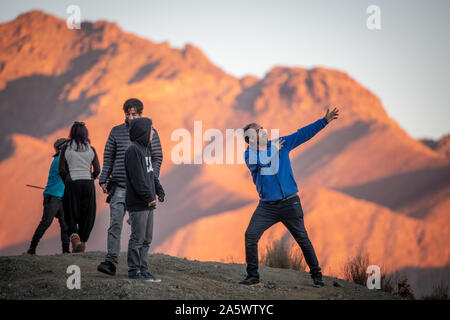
<box><xmin>261</xmin><ymin>238</ymin><xmax>307</xmax><ymax>271</ymax></box>
<box><xmin>342</xmin><ymin>253</ymin><xmax>370</xmax><ymax>286</ymax></box>
<box><xmin>382</xmin><ymin>271</ymin><xmax>415</xmax><ymax>300</ymax></box>
<box><xmin>421</xmin><ymin>281</ymin><xmax>449</xmax><ymax>300</ymax></box>
<box><xmin>342</xmin><ymin>252</ymin><xmax>416</xmax><ymax>299</ymax></box>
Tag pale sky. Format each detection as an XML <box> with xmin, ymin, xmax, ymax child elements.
<box><xmin>1</xmin><ymin>0</ymin><xmax>449</xmax><ymax>140</ymax></box>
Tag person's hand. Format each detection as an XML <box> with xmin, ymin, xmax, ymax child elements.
<box><xmin>325</xmin><ymin>107</ymin><xmax>339</xmax><ymax>123</ymax></box>
<box><xmin>148</xmin><ymin>200</ymin><xmax>157</xmax><ymax>207</ymax></box>
<box><xmin>100</xmin><ymin>183</ymin><xmax>109</xmax><ymax>194</ymax></box>
<box><xmin>272</xmin><ymin>138</ymin><xmax>285</xmax><ymax>151</ymax></box>
<box><xmin>158</xmin><ymin>196</ymin><xmax>164</xmax><ymax>202</ymax></box>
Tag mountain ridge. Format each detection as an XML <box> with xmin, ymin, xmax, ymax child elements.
<box><xmin>0</xmin><ymin>10</ymin><xmax>448</xmax><ymax>299</ymax></box>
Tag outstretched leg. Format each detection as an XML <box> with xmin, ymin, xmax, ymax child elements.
<box><xmin>244</xmin><ymin>202</ymin><xmax>279</xmax><ymax>279</ymax></box>
<box><xmin>28</xmin><ymin>195</ymin><xmax>59</xmax><ymax>253</ymax></box>
<box><xmin>279</xmin><ymin>196</ymin><xmax>322</xmax><ymax>278</ymax></box>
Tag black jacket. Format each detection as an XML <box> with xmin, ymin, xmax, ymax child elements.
<box><xmin>124</xmin><ymin>118</ymin><xmax>165</xmax><ymax>212</ymax></box>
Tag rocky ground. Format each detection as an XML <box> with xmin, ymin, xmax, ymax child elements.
<box><xmin>0</xmin><ymin>251</ymin><xmax>398</xmax><ymax>300</ymax></box>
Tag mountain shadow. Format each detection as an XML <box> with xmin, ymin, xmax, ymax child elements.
<box><xmin>0</xmin><ymin>49</ymin><xmax>110</xmax><ymax>161</ymax></box>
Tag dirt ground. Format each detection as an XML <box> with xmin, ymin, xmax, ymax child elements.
<box><xmin>0</xmin><ymin>251</ymin><xmax>398</xmax><ymax>300</ymax></box>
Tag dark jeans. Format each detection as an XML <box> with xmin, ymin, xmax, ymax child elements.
<box><xmin>245</xmin><ymin>194</ymin><xmax>322</xmax><ymax>279</ymax></box>
<box><xmin>64</xmin><ymin>179</ymin><xmax>96</xmax><ymax>242</ymax></box>
<box><xmin>30</xmin><ymin>195</ymin><xmax>70</xmax><ymax>253</ymax></box>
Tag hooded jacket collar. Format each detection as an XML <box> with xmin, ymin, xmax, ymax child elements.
<box><xmin>129</xmin><ymin>118</ymin><xmax>152</xmax><ymax>147</ymax></box>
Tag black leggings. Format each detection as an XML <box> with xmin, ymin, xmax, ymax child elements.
<box><xmin>64</xmin><ymin>179</ymin><xmax>96</xmax><ymax>242</ymax></box>
<box><xmin>30</xmin><ymin>195</ymin><xmax>70</xmax><ymax>252</ymax></box>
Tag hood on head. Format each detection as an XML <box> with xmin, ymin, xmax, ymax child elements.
<box><xmin>129</xmin><ymin>117</ymin><xmax>152</xmax><ymax>147</ymax></box>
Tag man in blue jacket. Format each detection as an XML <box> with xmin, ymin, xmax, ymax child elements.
<box><xmin>241</xmin><ymin>107</ymin><xmax>339</xmax><ymax>287</ymax></box>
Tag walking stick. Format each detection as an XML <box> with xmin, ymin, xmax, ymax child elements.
<box><xmin>26</xmin><ymin>184</ymin><xmax>45</xmax><ymax>190</ymax></box>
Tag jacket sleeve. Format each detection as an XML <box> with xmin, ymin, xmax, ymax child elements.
<box><xmin>125</xmin><ymin>146</ymin><xmax>155</xmax><ymax>203</ymax></box>
<box><xmin>149</xmin><ymin>128</ymin><xmax>163</xmax><ymax>178</ymax></box>
<box><xmin>244</xmin><ymin>147</ymin><xmax>275</xmax><ymax>171</ymax></box>
<box><xmin>99</xmin><ymin>128</ymin><xmax>116</xmax><ymax>185</ymax></box>
<box><xmin>154</xmin><ymin>176</ymin><xmax>165</xmax><ymax>199</ymax></box>
<box><xmin>283</xmin><ymin>117</ymin><xmax>328</xmax><ymax>151</ymax></box>
<box><xmin>244</xmin><ymin>150</ymin><xmax>260</xmax><ymax>174</ymax></box>
<box><xmin>58</xmin><ymin>145</ymin><xmax>70</xmax><ymax>184</ymax></box>
<box><xmin>91</xmin><ymin>146</ymin><xmax>101</xmax><ymax>180</ymax></box>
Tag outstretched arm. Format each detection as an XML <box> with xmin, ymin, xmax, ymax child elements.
<box><xmin>283</xmin><ymin>107</ymin><xmax>339</xmax><ymax>151</ymax></box>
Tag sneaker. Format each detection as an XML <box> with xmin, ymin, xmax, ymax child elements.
<box><xmin>239</xmin><ymin>276</ymin><xmax>260</xmax><ymax>285</ymax></box>
<box><xmin>128</xmin><ymin>272</ymin><xmax>144</xmax><ymax>280</ymax></box>
<box><xmin>97</xmin><ymin>261</ymin><xmax>116</xmax><ymax>276</ymax></box>
<box><xmin>312</xmin><ymin>276</ymin><xmax>325</xmax><ymax>287</ymax></box>
<box><xmin>141</xmin><ymin>271</ymin><xmax>161</xmax><ymax>283</ymax></box>
<box><xmin>70</xmin><ymin>234</ymin><xmax>81</xmax><ymax>253</ymax></box>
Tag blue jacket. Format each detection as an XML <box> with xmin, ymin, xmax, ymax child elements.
<box><xmin>244</xmin><ymin>117</ymin><xmax>328</xmax><ymax>201</ymax></box>
<box><xmin>43</xmin><ymin>156</ymin><xmax>65</xmax><ymax>199</ymax></box>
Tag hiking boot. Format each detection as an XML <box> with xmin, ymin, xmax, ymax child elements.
<box><xmin>97</xmin><ymin>261</ymin><xmax>116</xmax><ymax>276</ymax></box>
<box><xmin>26</xmin><ymin>248</ymin><xmax>36</xmax><ymax>255</ymax></box>
<box><xmin>70</xmin><ymin>234</ymin><xmax>81</xmax><ymax>253</ymax></box>
<box><xmin>128</xmin><ymin>272</ymin><xmax>144</xmax><ymax>280</ymax></box>
<box><xmin>141</xmin><ymin>271</ymin><xmax>161</xmax><ymax>282</ymax></box>
<box><xmin>239</xmin><ymin>276</ymin><xmax>260</xmax><ymax>285</ymax></box>
<box><xmin>312</xmin><ymin>275</ymin><xmax>325</xmax><ymax>287</ymax></box>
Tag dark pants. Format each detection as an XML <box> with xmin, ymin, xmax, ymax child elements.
<box><xmin>64</xmin><ymin>179</ymin><xmax>96</xmax><ymax>242</ymax></box>
<box><xmin>245</xmin><ymin>194</ymin><xmax>322</xmax><ymax>279</ymax></box>
<box><xmin>127</xmin><ymin>209</ymin><xmax>154</xmax><ymax>275</ymax></box>
<box><xmin>30</xmin><ymin>195</ymin><xmax>70</xmax><ymax>253</ymax></box>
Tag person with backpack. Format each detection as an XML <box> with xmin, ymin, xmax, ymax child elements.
<box><xmin>59</xmin><ymin>121</ymin><xmax>101</xmax><ymax>253</ymax></box>
<box><xmin>26</xmin><ymin>138</ymin><xmax>70</xmax><ymax>255</ymax></box>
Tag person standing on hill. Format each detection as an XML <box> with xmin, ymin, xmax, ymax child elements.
<box><xmin>97</xmin><ymin>98</ymin><xmax>163</xmax><ymax>276</ymax></box>
<box><xmin>125</xmin><ymin>117</ymin><xmax>165</xmax><ymax>281</ymax></box>
<box><xmin>240</xmin><ymin>107</ymin><xmax>339</xmax><ymax>287</ymax></box>
<box><xmin>26</xmin><ymin>138</ymin><xmax>70</xmax><ymax>255</ymax></box>
<box><xmin>59</xmin><ymin>121</ymin><xmax>101</xmax><ymax>253</ymax></box>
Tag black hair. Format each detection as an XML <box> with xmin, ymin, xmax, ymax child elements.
<box><xmin>123</xmin><ymin>98</ymin><xmax>144</xmax><ymax>114</ymax></box>
<box><xmin>243</xmin><ymin>123</ymin><xmax>259</xmax><ymax>144</ymax></box>
<box><xmin>69</xmin><ymin>121</ymin><xmax>90</xmax><ymax>151</ymax></box>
